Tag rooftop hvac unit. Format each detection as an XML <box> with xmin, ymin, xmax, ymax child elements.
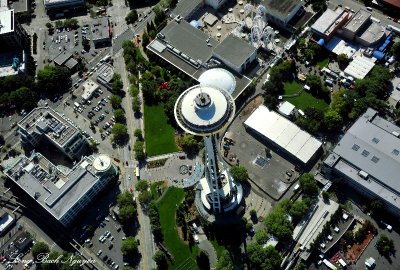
<box><xmin>358</xmin><ymin>170</ymin><xmax>369</xmax><ymax>179</ymax></box>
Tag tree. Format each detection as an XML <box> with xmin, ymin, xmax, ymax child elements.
<box><xmin>289</xmin><ymin>200</ymin><xmax>309</xmax><ymax>224</ymax></box>
<box><xmin>134</xmin><ymin>140</ymin><xmax>146</xmax><ymax>160</ymax></box>
<box><xmin>391</xmin><ymin>41</ymin><xmax>400</xmax><ymax>58</ymax></box>
<box><xmin>142</xmin><ymin>30</ymin><xmax>150</xmax><ymax>47</ymax></box>
<box><xmin>125</xmin><ymin>10</ymin><xmax>138</xmax><ymax>24</ymax></box>
<box><xmin>337</xmin><ymin>54</ymin><xmax>349</xmax><ymax>68</ymax></box>
<box><xmin>216</xmin><ymin>250</ymin><xmax>234</xmax><ymax>270</ymax></box>
<box><xmin>230</xmin><ymin>165</ymin><xmax>248</xmax><ymax>182</ymax></box>
<box><xmin>305</xmin><ymin>75</ymin><xmax>327</xmax><ymax>98</ymax></box>
<box><xmin>55</xmin><ymin>20</ymin><xmax>63</xmax><ymax>28</ymax></box>
<box><xmin>46</xmin><ymin>22</ymin><xmax>53</xmax><ymax>29</ymax></box>
<box><xmin>110</xmin><ymin>94</ymin><xmax>122</xmax><ymax>109</ymax></box>
<box><xmin>178</xmin><ymin>134</ymin><xmax>198</xmax><ymax>153</ymax></box>
<box><xmin>153</xmin><ymin>250</ymin><xmax>167</xmax><ymax>269</ymax></box>
<box><xmin>119</xmin><ymin>205</ymin><xmax>137</xmax><ymax>224</ymax></box>
<box><xmin>138</xmin><ymin>190</ymin><xmax>152</xmax><ymax>204</ymax></box>
<box><xmin>37</xmin><ymin>65</ymin><xmax>70</xmax><ymax>94</ymax></box>
<box><xmin>247</xmin><ymin>243</ymin><xmax>282</xmax><ymax>270</ymax></box>
<box><xmin>324</xmin><ymin>110</ymin><xmax>343</xmax><ymax>133</ymax></box>
<box><xmin>135</xmin><ymin>180</ymin><xmax>149</xmax><ymax>192</ymax></box>
<box><xmin>376</xmin><ymin>234</ymin><xmax>395</xmax><ymax>255</ymax></box>
<box><xmin>82</xmin><ymin>38</ymin><xmax>90</xmax><ymax>51</ymax></box>
<box><xmin>123</xmin><ymin>267</ymin><xmax>134</xmax><ymax>270</ymax></box>
<box><xmin>132</xmin><ymin>97</ymin><xmax>141</xmax><ymax>113</ymax></box>
<box><xmin>117</xmin><ymin>191</ymin><xmax>134</xmax><ymax>208</ymax></box>
<box><xmin>111</xmin><ymin>73</ymin><xmax>123</xmax><ymax>94</ymax></box>
<box><xmin>370</xmin><ymin>199</ymin><xmax>384</xmax><ymax>216</ymax></box>
<box><xmin>264</xmin><ymin>207</ymin><xmax>293</xmax><ymax>241</ymax></box>
<box><xmin>114</xmin><ymin>109</ymin><xmax>126</xmax><ymax>123</ymax></box>
<box><xmin>31</xmin><ymin>242</ymin><xmax>50</xmax><ymax>260</ymax></box>
<box><xmin>299</xmin><ymin>173</ymin><xmax>319</xmax><ymax>198</ymax></box>
<box><xmin>111</xmin><ymin>123</ymin><xmax>128</xmax><ymax>142</ymax></box>
<box><xmin>121</xmin><ymin>237</ymin><xmax>139</xmax><ymax>257</ymax></box>
<box><xmin>134</xmin><ymin>128</ymin><xmax>143</xmax><ymax>140</ymax></box>
<box><xmin>197</xmin><ymin>250</ymin><xmax>210</xmax><ymax>270</ymax></box>
<box><xmin>255</xmin><ymin>229</ymin><xmax>269</xmax><ymax>245</ymax></box>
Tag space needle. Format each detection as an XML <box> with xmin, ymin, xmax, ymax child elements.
<box><xmin>174</xmin><ymin>83</ymin><xmax>243</xmax><ymax>222</ymax></box>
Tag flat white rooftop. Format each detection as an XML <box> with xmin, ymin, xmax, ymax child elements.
<box><xmin>0</xmin><ymin>9</ymin><xmax>14</xmax><ymax>35</ymax></box>
<box><xmin>244</xmin><ymin>105</ymin><xmax>322</xmax><ymax>164</ymax></box>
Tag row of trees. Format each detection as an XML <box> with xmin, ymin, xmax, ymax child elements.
<box><xmin>116</xmin><ymin>191</ymin><xmax>137</xmax><ymax>225</ymax></box>
<box><xmin>31</xmin><ymin>241</ymin><xmax>81</xmax><ymax>270</ymax></box>
<box><xmin>0</xmin><ymin>65</ymin><xmax>71</xmax><ymax>113</ymax></box>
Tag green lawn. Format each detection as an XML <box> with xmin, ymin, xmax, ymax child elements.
<box><xmin>316</xmin><ymin>58</ymin><xmax>329</xmax><ymax>69</ymax></box>
<box><xmin>284</xmin><ymin>82</ymin><xmax>329</xmax><ymax>111</ymax></box>
<box><xmin>144</xmin><ymin>104</ymin><xmax>178</xmax><ymax>157</ymax></box>
<box><xmin>157</xmin><ymin>187</ymin><xmax>199</xmax><ymax>270</ymax></box>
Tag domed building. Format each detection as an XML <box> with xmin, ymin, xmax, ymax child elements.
<box><xmin>198</xmin><ymin>68</ymin><xmax>236</xmax><ymax>94</ymax></box>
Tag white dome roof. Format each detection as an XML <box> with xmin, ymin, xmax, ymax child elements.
<box><xmin>92</xmin><ymin>154</ymin><xmax>111</xmax><ymax>172</ymax></box>
<box><xmin>198</xmin><ymin>68</ymin><xmax>236</xmax><ymax>94</ymax></box>
<box><xmin>174</xmin><ymin>84</ymin><xmax>236</xmax><ymax>136</ymax></box>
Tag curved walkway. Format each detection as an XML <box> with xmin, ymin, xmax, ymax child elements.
<box><xmin>197</xmin><ymin>226</ymin><xmax>218</xmax><ymax>269</ymax></box>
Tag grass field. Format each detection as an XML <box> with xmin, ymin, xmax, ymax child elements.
<box><xmin>316</xmin><ymin>58</ymin><xmax>329</xmax><ymax>69</ymax></box>
<box><xmin>284</xmin><ymin>81</ymin><xmax>329</xmax><ymax>111</ymax></box>
<box><xmin>157</xmin><ymin>187</ymin><xmax>199</xmax><ymax>270</ymax></box>
<box><xmin>144</xmin><ymin>104</ymin><xmax>178</xmax><ymax>157</ymax></box>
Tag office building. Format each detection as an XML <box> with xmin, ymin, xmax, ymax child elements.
<box><xmin>4</xmin><ymin>153</ymin><xmax>118</xmax><ymax>227</ymax></box>
<box><xmin>18</xmin><ymin>107</ymin><xmax>87</xmax><ymax>160</ymax></box>
<box><xmin>44</xmin><ymin>0</ymin><xmax>84</xmax><ymax>10</ymax></box>
<box><xmin>322</xmin><ymin>108</ymin><xmax>400</xmax><ymax>217</ymax></box>
<box><xmin>0</xmin><ymin>9</ymin><xmax>29</xmax><ymax>52</ymax></box>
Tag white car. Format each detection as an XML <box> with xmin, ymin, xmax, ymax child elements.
<box><xmin>96</xmin><ymin>250</ymin><xmax>102</xmax><ymax>256</ymax></box>
<box><xmin>264</xmin><ymin>74</ymin><xmax>270</xmax><ymax>84</ymax></box>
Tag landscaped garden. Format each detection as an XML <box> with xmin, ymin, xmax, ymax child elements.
<box><xmin>144</xmin><ymin>104</ymin><xmax>178</xmax><ymax>157</ymax></box>
<box><xmin>157</xmin><ymin>187</ymin><xmax>199</xmax><ymax>270</ymax></box>
<box><xmin>283</xmin><ymin>81</ymin><xmax>329</xmax><ymax>111</ymax></box>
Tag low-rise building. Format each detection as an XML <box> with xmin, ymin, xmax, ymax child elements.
<box><xmin>261</xmin><ymin>0</ymin><xmax>304</xmax><ymax>29</ymax></box>
<box><xmin>244</xmin><ymin>105</ymin><xmax>322</xmax><ymax>167</ymax></box>
<box><xmin>4</xmin><ymin>153</ymin><xmax>118</xmax><ymax>227</ymax></box>
<box><xmin>18</xmin><ymin>107</ymin><xmax>87</xmax><ymax>160</ymax></box>
<box><xmin>81</xmin><ymin>79</ymin><xmax>100</xmax><ymax>101</ymax></box>
<box><xmin>213</xmin><ymin>34</ymin><xmax>257</xmax><ymax>74</ymax></box>
<box><xmin>311</xmin><ymin>8</ymin><xmax>350</xmax><ymax>41</ymax></box>
<box><xmin>92</xmin><ymin>17</ymin><xmax>111</xmax><ymax>48</ymax></box>
<box><xmin>0</xmin><ymin>208</ymin><xmax>15</xmax><ymax>235</ymax></box>
<box><xmin>96</xmin><ymin>62</ymin><xmax>114</xmax><ymax>89</ymax></box>
<box><xmin>322</xmin><ymin>108</ymin><xmax>400</xmax><ymax>217</ymax></box>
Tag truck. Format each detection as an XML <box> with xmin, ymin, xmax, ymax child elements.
<box><xmin>323</xmin><ymin>259</ymin><xmax>337</xmax><ymax>270</ymax></box>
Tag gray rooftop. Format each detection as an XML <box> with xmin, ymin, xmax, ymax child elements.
<box><xmin>10</xmin><ymin>0</ymin><xmax>29</xmax><ymax>13</ymax></box>
<box><xmin>213</xmin><ymin>34</ymin><xmax>257</xmax><ymax>68</ymax></box>
<box><xmin>343</xmin><ymin>9</ymin><xmax>371</xmax><ymax>33</ymax></box>
<box><xmin>325</xmin><ymin>108</ymin><xmax>400</xmax><ymax>209</ymax></box>
<box><xmin>160</xmin><ymin>20</ymin><xmax>218</xmax><ymax>63</ymax></box>
<box><xmin>261</xmin><ymin>0</ymin><xmax>303</xmax><ymax>20</ymax></box>
<box><xmin>92</xmin><ymin>17</ymin><xmax>110</xmax><ymax>41</ymax></box>
<box><xmin>96</xmin><ymin>62</ymin><xmax>114</xmax><ymax>83</ymax></box>
<box><xmin>18</xmin><ymin>107</ymin><xmax>80</xmax><ymax>147</ymax></box>
<box><xmin>358</xmin><ymin>22</ymin><xmax>385</xmax><ymax>44</ymax></box>
<box><xmin>53</xmin><ymin>51</ymin><xmax>72</xmax><ymax>65</ymax></box>
<box><xmin>64</xmin><ymin>57</ymin><xmax>78</xmax><ymax>69</ymax></box>
<box><xmin>171</xmin><ymin>0</ymin><xmax>202</xmax><ymax>18</ymax></box>
<box><xmin>311</xmin><ymin>8</ymin><xmax>348</xmax><ymax>36</ymax></box>
<box><xmin>3</xmin><ymin>153</ymin><xmax>100</xmax><ymax>220</ymax></box>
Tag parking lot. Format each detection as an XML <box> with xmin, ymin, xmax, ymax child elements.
<box><xmin>224</xmin><ymin>97</ymin><xmax>298</xmax><ymax>200</ymax></box>
<box><xmin>45</xmin><ymin>25</ymin><xmax>104</xmax><ymax>65</ymax></box>
<box><xmin>71</xmin><ymin>184</ymin><xmax>136</xmax><ymax>269</ymax></box>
